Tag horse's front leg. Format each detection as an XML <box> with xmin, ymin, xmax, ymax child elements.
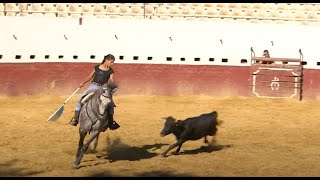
<box><xmin>92</xmin><ymin>132</ymin><xmax>100</xmax><ymax>152</ymax></box>
<box><xmin>73</xmin><ymin>130</ymin><xmax>100</xmax><ymax>169</ymax></box>
<box><xmin>76</xmin><ymin>129</ymin><xmax>87</xmax><ymax>159</ymax></box>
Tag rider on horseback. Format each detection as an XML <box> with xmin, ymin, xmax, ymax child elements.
<box><xmin>69</xmin><ymin>54</ymin><xmax>120</xmax><ymax>130</ymax></box>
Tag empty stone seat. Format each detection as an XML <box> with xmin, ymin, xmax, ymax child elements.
<box><xmin>181</xmin><ymin>6</ymin><xmax>194</xmax><ymax>16</ymax></box>
<box><xmin>228</xmin><ymin>3</ymin><xmax>240</xmax><ymax>9</ymax></box>
<box><xmin>43</xmin><ymin>3</ymin><xmax>55</xmax><ymax>12</ymax></box>
<box><xmin>289</xmin><ymin>4</ymin><xmax>303</xmax><ymax>11</ymax></box>
<box><xmin>168</xmin><ymin>6</ymin><xmax>182</xmax><ymax>15</ymax></box>
<box><xmin>219</xmin><ymin>8</ymin><xmax>230</xmax><ymax>16</ymax></box>
<box><xmin>31</xmin><ymin>3</ymin><xmax>43</xmax><ymax>12</ymax></box>
<box><xmin>81</xmin><ymin>4</ymin><xmax>94</xmax><ymax>13</ymax></box>
<box><xmin>276</xmin><ymin>3</ymin><xmax>289</xmax><ymax>10</ymax></box>
<box><xmin>5</xmin><ymin>3</ymin><xmax>19</xmax><ymax>12</ymax></box>
<box><xmin>231</xmin><ymin>9</ymin><xmax>244</xmax><ymax>17</ymax></box>
<box><xmin>294</xmin><ymin>12</ymin><xmax>306</xmax><ymax>19</ymax></box>
<box><xmin>18</xmin><ymin>3</ymin><xmax>28</xmax><ymax>12</ymax></box>
<box><xmin>207</xmin><ymin>7</ymin><xmax>218</xmax><ymax>16</ymax></box>
<box><xmin>93</xmin><ymin>5</ymin><xmax>104</xmax><ymax>14</ymax></box>
<box><xmin>119</xmin><ymin>6</ymin><xmax>129</xmax><ymax>14</ymax></box>
<box><xmin>194</xmin><ymin>7</ymin><xmax>206</xmax><ymax>16</ymax></box>
<box><xmin>240</xmin><ymin>3</ymin><xmax>252</xmax><ymax>9</ymax></box>
<box><xmin>56</xmin><ymin>4</ymin><xmax>68</xmax><ymax>12</ymax></box>
<box><xmin>306</xmin><ymin>12</ymin><xmax>317</xmax><ymax>19</ymax></box>
<box><xmin>156</xmin><ymin>7</ymin><xmax>169</xmax><ymax>15</ymax></box>
<box><xmin>131</xmin><ymin>6</ymin><xmax>143</xmax><ymax>15</ymax></box>
<box><xmin>204</xmin><ymin>3</ymin><xmax>215</xmax><ymax>8</ymax></box>
<box><xmin>69</xmin><ymin>4</ymin><xmax>81</xmax><ymax>13</ymax></box>
<box><xmin>145</xmin><ymin>6</ymin><xmax>155</xmax><ymax>15</ymax></box>
<box><xmin>106</xmin><ymin>5</ymin><xmax>119</xmax><ymax>14</ymax></box>
<box><xmin>303</xmin><ymin>4</ymin><xmax>313</xmax><ymax>11</ymax></box>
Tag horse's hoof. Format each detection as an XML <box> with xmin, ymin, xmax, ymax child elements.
<box><xmin>72</xmin><ymin>163</ymin><xmax>79</xmax><ymax>169</ymax></box>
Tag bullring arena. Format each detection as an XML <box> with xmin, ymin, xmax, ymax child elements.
<box><xmin>1</xmin><ymin>3</ymin><xmax>320</xmax><ymax>177</ymax></box>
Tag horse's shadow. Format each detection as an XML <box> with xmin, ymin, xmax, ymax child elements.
<box><xmin>77</xmin><ymin>136</ymin><xmax>169</xmax><ymax>169</ymax></box>
<box><xmin>0</xmin><ymin>159</ymin><xmax>44</xmax><ymax>176</ymax></box>
<box><xmin>98</xmin><ymin>139</ymin><xmax>169</xmax><ymax>162</ymax></box>
<box><xmin>81</xmin><ymin>137</ymin><xmax>168</xmax><ymax>163</ymax></box>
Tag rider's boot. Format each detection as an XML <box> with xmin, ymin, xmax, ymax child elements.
<box><xmin>69</xmin><ymin>110</ymin><xmax>80</xmax><ymax>126</ymax></box>
<box><xmin>108</xmin><ymin>114</ymin><xmax>120</xmax><ymax>130</ymax></box>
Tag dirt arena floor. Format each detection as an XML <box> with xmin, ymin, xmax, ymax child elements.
<box><xmin>1</xmin><ymin>94</ymin><xmax>320</xmax><ymax>177</ymax></box>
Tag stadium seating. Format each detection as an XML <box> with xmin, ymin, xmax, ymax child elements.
<box><xmin>1</xmin><ymin>3</ymin><xmax>319</xmax><ymax>26</ymax></box>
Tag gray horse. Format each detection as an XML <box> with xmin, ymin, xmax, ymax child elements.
<box><xmin>72</xmin><ymin>83</ymin><xmax>117</xmax><ymax>169</ymax></box>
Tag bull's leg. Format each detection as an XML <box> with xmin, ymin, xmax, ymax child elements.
<box><xmin>173</xmin><ymin>144</ymin><xmax>183</xmax><ymax>155</ymax></box>
<box><xmin>161</xmin><ymin>139</ymin><xmax>186</xmax><ymax>157</ymax></box>
<box><xmin>204</xmin><ymin>136</ymin><xmax>209</xmax><ymax>143</ymax></box>
<box><xmin>73</xmin><ymin>131</ymin><xmax>100</xmax><ymax>169</ymax></box>
<box><xmin>92</xmin><ymin>132</ymin><xmax>100</xmax><ymax>152</ymax></box>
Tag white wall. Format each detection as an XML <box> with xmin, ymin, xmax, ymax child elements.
<box><xmin>0</xmin><ymin>16</ymin><xmax>320</xmax><ymax>68</ymax></box>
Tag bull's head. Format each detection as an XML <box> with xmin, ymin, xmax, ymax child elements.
<box><xmin>160</xmin><ymin>116</ymin><xmax>178</xmax><ymax>137</ymax></box>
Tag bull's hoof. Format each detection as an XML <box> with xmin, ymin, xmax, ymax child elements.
<box><xmin>72</xmin><ymin>163</ymin><xmax>80</xmax><ymax>169</ymax></box>
<box><xmin>172</xmin><ymin>151</ymin><xmax>180</xmax><ymax>155</ymax></box>
<box><xmin>161</xmin><ymin>153</ymin><xmax>168</xmax><ymax>157</ymax></box>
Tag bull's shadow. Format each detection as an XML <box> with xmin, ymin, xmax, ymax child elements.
<box><xmin>178</xmin><ymin>144</ymin><xmax>233</xmax><ymax>156</ymax></box>
<box><xmin>96</xmin><ymin>137</ymin><xmax>169</xmax><ymax>162</ymax></box>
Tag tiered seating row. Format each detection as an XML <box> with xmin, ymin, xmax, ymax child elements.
<box><xmin>1</xmin><ymin>3</ymin><xmax>320</xmax><ymax>25</ymax></box>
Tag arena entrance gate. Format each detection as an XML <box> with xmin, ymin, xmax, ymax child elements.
<box><xmin>249</xmin><ymin>48</ymin><xmax>303</xmax><ymax>101</ymax></box>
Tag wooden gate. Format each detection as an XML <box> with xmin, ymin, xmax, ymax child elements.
<box><xmin>249</xmin><ymin>48</ymin><xmax>303</xmax><ymax>100</ymax></box>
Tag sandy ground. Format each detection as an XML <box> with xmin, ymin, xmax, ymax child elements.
<box><xmin>1</xmin><ymin>94</ymin><xmax>320</xmax><ymax>177</ymax></box>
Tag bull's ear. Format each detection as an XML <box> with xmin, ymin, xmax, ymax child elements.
<box><xmin>175</xmin><ymin>120</ymin><xmax>182</xmax><ymax>126</ymax></box>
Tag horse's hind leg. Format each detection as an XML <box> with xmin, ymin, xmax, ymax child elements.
<box><xmin>73</xmin><ymin>131</ymin><xmax>100</xmax><ymax>169</ymax></box>
<box><xmin>92</xmin><ymin>132</ymin><xmax>100</xmax><ymax>152</ymax></box>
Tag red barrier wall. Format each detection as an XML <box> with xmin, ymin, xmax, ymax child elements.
<box><xmin>0</xmin><ymin>62</ymin><xmax>319</xmax><ymax>100</ymax></box>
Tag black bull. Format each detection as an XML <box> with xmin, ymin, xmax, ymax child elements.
<box><xmin>160</xmin><ymin>111</ymin><xmax>221</xmax><ymax>157</ymax></box>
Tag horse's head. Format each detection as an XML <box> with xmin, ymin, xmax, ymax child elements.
<box><xmin>96</xmin><ymin>83</ymin><xmax>118</xmax><ymax>115</ymax></box>
<box><xmin>101</xmin><ymin>83</ymin><xmax>117</xmax><ymax>98</ymax></box>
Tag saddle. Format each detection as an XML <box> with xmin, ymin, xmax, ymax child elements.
<box><xmin>80</xmin><ymin>92</ymin><xmax>117</xmax><ymax>107</ymax></box>
<box><xmin>80</xmin><ymin>92</ymin><xmax>95</xmax><ymax>105</ymax></box>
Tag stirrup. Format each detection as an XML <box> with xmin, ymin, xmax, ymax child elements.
<box><xmin>69</xmin><ymin>117</ymin><xmax>78</xmax><ymax>126</ymax></box>
<box><xmin>109</xmin><ymin>121</ymin><xmax>120</xmax><ymax>130</ymax></box>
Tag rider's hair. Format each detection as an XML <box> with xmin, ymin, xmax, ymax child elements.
<box><xmin>101</xmin><ymin>54</ymin><xmax>115</xmax><ymax>64</ymax></box>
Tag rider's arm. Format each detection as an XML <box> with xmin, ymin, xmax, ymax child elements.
<box><xmin>80</xmin><ymin>70</ymin><xmax>95</xmax><ymax>87</ymax></box>
<box><xmin>108</xmin><ymin>73</ymin><xmax>115</xmax><ymax>84</ymax></box>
